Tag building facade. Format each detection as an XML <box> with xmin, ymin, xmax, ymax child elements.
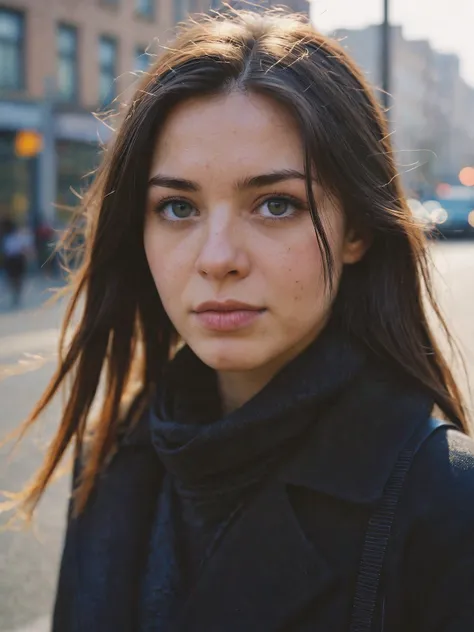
<box><xmin>0</xmin><ymin>0</ymin><xmax>310</xmax><ymax>230</ymax></box>
<box><xmin>0</xmin><ymin>0</ymin><xmax>308</xmax><ymax>230</ymax></box>
<box><xmin>333</xmin><ymin>24</ymin><xmax>474</xmax><ymax>196</ymax></box>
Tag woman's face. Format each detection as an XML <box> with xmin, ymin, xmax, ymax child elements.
<box><xmin>144</xmin><ymin>91</ymin><xmax>366</xmax><ymax>376</ymax></box>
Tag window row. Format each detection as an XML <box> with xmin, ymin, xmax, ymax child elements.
<box><xmin>0</xmin><ymin>7</ymin><xmax>154</xmax><ymax>105</ymax></box>
<box><xmin>100</xmin><ymin>0</ymin><xmax>197</xmax><ymax>21</ymax></box>
<box><xmin>100</xmin><ymin>0</ymin><xmax>155</xmax><ymax>17</ymax></box>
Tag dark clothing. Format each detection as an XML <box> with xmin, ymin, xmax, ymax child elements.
<box><xmin>4</xmin><ymin>252</ymin><xmax>26</xmax><ymax>280</ymax></box>
<box><xmin>4</xmin><ymin>253</ymin><xmax>26</xmax><ymax>306</ymax></box>
<box><xmin>140</xmin><ymin>326</ymin><xmax>367</xmax><ymax>629</ymax></box>
<box><xmin>53</xmin><ymin>327</ymin><xmax>474</xmax><ymax>632</ymax></box>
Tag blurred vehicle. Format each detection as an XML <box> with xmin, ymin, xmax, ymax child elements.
<box><xmin>430</xmin><ymin>198</ymin><xmax>474</xmax><ymax>236</ymax></box>
<box><xmin>429</xmin><ymin>185</ymin><xmax>474</xmax><ymax>236</ymax></box>
<box><xmin>408</xmin><ymin>186</ymin><xmax>474</xmax><ymax>237</ymax></box>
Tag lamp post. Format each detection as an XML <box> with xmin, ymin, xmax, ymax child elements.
<box><xmin>381</xmin><ymin>0</ymin><xmax>390</xmax><ymax>112</ymax></box>
<box><xmin>38</xmin><ymin>76</ymin><xmax>57</xmax><ymax>227</ymax></box>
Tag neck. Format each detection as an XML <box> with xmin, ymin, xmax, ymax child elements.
<box><xmin>217</xmin><ymin>332</ymin><xmax>323</xmax><ymax>414</ymax></box>
<box><xmin>218</xmin><ymin>369</ymin><xmax>273</xmax><ymax>415</ymax></box>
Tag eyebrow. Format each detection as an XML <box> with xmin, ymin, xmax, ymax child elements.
<box><xmin>148</xmin><ymin>169</ymin><xmax>309</xmax><ymax>192</ymax></box>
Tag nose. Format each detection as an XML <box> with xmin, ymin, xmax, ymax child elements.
<box><xmin>195</xmin><ymin>211</ymin><xmax>250</xmax><ymax>282</ymax></box>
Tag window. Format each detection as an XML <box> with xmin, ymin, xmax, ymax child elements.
<box><xmin>0</xmin><ymin>9</ymin><xmax>24</xmax><ymax>90</ymax></box>
<box><xmin>99</xmin><ymin>36</ymin><xmax>117</xmax><ymax>106</ymax></box>
<box><xmin>135</xmin><ymin>47</ymin><xmax>150</xmax><ymax>73</ymax></box>
<box><xmin>136</xmin><ymin>0</ymin><xmax>154</xmax><ymax>18</ymax></box>
<box><xmin>57</xmin><ymin>25</ymin><xmax>78</xmax><ymax>101</ymax></box>
<box><xmin>56</xmin><ymin>140</ymin><xmax>99</xmax><ymax>221</ymax></box>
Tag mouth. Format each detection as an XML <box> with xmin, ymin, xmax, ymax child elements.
<box><xmin>193</xmin><ymin>300</ymin><xmax>264</xmax><ymax>313</ymax></box>
<box><xmin>192</xmin><ymin>301</ymin><xmax>266</xmax><ymax>332</ymax></box>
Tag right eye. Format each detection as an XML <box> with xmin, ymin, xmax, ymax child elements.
<box><xmin>156</xmin><ymin>199</ymin><xmax>197</xmax><ymax>221</ymax></box>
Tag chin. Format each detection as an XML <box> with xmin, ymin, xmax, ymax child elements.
<box><xmin>189</xmin><ymin>337</ymin><xmax>274</xmax><ymax>373</ymax></box>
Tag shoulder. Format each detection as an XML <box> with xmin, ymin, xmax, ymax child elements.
<box><xmin>405</xmin><ymin>426</ymin><xmax>474</xmax><ymax>521</ymax></box>
<box><xmin>398</xmin><ymin>426</ymin><xmax>474</xmax><ymax>542</ymax></box>
<box><xmin>391</xmin><ymin>425</ymin><xmax>474</xmax><ymax>564</ymax></box>
<box><xmin>390</xmin><ymin>428</ymin><xmax>474</xmax><ymax>628</ymax></box>
<box><xmin>68</xmin><ymin>394</ymin><xmax>156</xmax><ymax>520</ymax></box>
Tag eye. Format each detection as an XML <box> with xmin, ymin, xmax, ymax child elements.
<box><xmin>259</xmin><ymin>196</ymin><xmax>303</xmax><ymax>219</ymax></box>
<box><xmin>156</xmin><ymin>199</ymin><xmax>197</xmax><ymax>221</ymax></box>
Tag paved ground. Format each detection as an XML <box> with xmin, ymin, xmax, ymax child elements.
<box><xmin>0</xmin><ymin>241</ymin><xmax>473</xmax><ymax>631</ymax></box>
<box><xmin>0</xmin><ymin>275</ymin><xmax>68</xmax><ymax>632</ymax></box>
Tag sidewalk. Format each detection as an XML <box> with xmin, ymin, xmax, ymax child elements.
<box><xmin>4</xmin><ymin>616</ymin><xmax>51</xmax><ymax>632</ymax></box>
<box><xmin>0</xmin><ymin>273</ymin><xmax>68</xmax><ymax>341</ymax></box>
<box><xmin>0</xmin><ymin>273</ymin><xmax>65</xmax><ymax>315</ymax></box>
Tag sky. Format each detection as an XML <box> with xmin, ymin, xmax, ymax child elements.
<box><xmin>311</xmin><ymin>0</ymin><xmax>474</xmax><ymax>87</ymax></box>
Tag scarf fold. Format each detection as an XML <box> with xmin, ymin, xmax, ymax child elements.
<box><xmin>150</xmin><ymin>321</ymin><xmax>368</xmax><ymax>497</ymax></box>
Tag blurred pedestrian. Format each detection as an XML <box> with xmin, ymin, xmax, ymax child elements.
<box><xmin>10</xmin><ymin>10</ymin><xmax>474</xmax><ymax>631</ymax></box>
<box><xmin>0</xmin><ymin>217</ymin><xmax>33</xmax><ymax>307</ymax></box>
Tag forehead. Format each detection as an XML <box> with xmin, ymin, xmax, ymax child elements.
<box><xmin>151</xmin><ymin>91</ymin><xmax>305</xmax><ymax>178</ymax></box>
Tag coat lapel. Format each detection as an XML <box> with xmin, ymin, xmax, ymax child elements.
<box><xmin>175</xmin><ymin>479</ymin><xmax>336</xmax><ymax>632</ymax></box>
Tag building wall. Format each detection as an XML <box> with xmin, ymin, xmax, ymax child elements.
<box><xmin>334</xmin><ymin>25</ymin><xmax>381</xmax><ymax>87</ymax></box>
<box><xmin>433</xmin><ymin>52</ymin><xmax>474</xmax><ymax>181</ymax></box>
<box><xmin>0</xmin><ymin>0</ymin><xmax>315</xmax><ymax>230</ymax></box>
<box><xmin>333</xmin><ymin>23</ymin><xmax>474</xmax><ymax>194</ymax></box>
<box><xmin>2</xmin><ymin>0</ymin><xmax>216</xmax><ymax>109</ymax></box>
<box><xmin>2</xmin><ymin>0</ymin><xmax>307</xmax><ymax>108</ymax></box>
<box><xmin>212</xmin><ymin>0</ymin><xmax>309</xmax><ymax>12</ymax></box>
<box><xmin>0</xmin><ymin>0</ymin><xmax>212</xmax><ymax>227</ymax></box>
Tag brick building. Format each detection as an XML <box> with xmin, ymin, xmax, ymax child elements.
<box><xmin>0</xmin><ymin>0</ymin><xmax>307</xmax><ymax>229</ymax></box>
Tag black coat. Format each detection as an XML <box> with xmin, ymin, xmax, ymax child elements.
<box><xmin>53</xmin><ymin>376</ymin><xmax>474</xmax><ymax>631</ymax></box>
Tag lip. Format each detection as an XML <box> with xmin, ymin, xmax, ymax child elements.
<box><xmin>192</xmin><ymin>300</ymin><xmax>266</xmax><ymax>332</ymax></box>
<box><xmin>194</xmin><ymin>300</ymin><xmax>263</xmax><ymax>313</ymax></box>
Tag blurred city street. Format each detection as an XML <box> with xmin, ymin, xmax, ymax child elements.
<box><xmin>0</xmin><ymin>276</ymin><xmax>67</xmax><ymax>632</ymax></box>
<box><xmin>0</xmin><ymin>240</ymin><xmax>473</xmax><ymax>631</ymax></box>
<box><xmin>0</xmin><ymin>0</ymin><xmax>472</xmax><ymax>628</ymax></box>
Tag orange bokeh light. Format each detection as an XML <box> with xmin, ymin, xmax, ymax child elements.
<box><xmin>459</xmin><ymin>167</ymin><xmax>474</xmax><ymax>187</ymax></box>
<box><xmin>15</xmin><ymin>130</ymin><xmax>43</xmax><ymax>158</ymax></box>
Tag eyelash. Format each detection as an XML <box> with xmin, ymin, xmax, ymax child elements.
<box><xmin>152</xmin><ymin>194</ymin><xmax>308</xmax><ymax>223</ymax></box>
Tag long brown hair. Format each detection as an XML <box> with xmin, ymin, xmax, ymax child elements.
<box><xmin>8</xmin><ymin>9</ymin><xmax>469</xmax><ymax>519</ymax></box>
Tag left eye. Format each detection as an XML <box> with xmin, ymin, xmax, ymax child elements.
<box><xmin>259</xmin><ymin>198</ymin><xmax>296</xmax><ymax>218</ymax></box>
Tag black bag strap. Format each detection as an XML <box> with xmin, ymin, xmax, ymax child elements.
<box><xmin>349</xmin><ymin>418</ymin><xmax>455</xmax><ymax>632</ymax></box>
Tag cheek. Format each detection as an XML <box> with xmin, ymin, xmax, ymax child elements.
<box><xmin>291</xmin><ymin>254</ymin><xmax>325</xmax><ymax>312</ymax></box>
<box><xmin>273</xmin><ymin>238</ymin><xmax>325</xmax><ymax>305</ymax></box>
<box><xmin>266</xmin><ymin>228</ymin><xmax>342</xmax><ymax>331</ymax></box>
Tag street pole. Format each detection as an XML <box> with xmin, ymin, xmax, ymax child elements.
<box><xmin>38</xmin><ymin>76</ymin><xmax>57</xmax><ymax>227</ymax></box>
<box><xmin>381</xmin><ymin>0</ymin><xmax>390</xmax><ymax>113</ymax></box>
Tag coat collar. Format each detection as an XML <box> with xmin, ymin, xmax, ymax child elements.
<box><xmin>174</xmin><ymin>478</ymin><xmax>336</xmax><ymax>632</ymax></box>
<box><xmin>278</xmin><ymin>364</ymin><xmax>433</xmax><ymax>503</ymax></box>
<box><xmin>172</xmin><ymin>368</ymin><xmax>433</xmax><ymax>629</ymax></box>
<box><xmin>123</xmin><ymin>362</ymin><xmax>433</xmax><ymax>505</ymax></box>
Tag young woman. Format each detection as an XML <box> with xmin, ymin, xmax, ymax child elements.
<box><xmin>14</xmin><ymin>10</ymin><xmax>474</xmax><ymax>632</ymax></box>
